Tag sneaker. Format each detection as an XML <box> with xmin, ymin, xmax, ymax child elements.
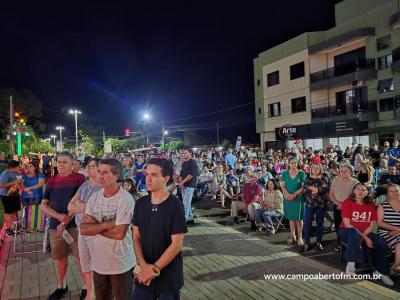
<box><xmin>374</xmin><ymin>271</ymin><xmax>394</xmax><ymax>286</ymax></box>
<box><xmin>80</xmin><ymin>289</ymin><xmax>87</xmax><ymax>300</ymax></box>
<box><xmin>334</xmin><ymin>245</ymin><xmax>341</xmax><ymax>252</ymax></box>
<box><xmin>297</xmin><ymin>238</ymin><xmax>304</xmax><ymax>247</ymax></box>
<box><xmin>301</xmin><ymin>244</ymin><xmax>311</xmax><ymax>252</ymax></box>
<box><xmin>47</xmin><ymin>286</ymin><xmax>68</xmax><ymax>300</ymax></box>
<box><xmin>268</xmin><ymin>228</ymin><xmax>276</xmax><ymax>235</ymax></box>
<box><xmin>316</xmin><ymin>243</ymin><xmax>323</xmax><ymax>251</ymax></box>
<box><xmin>345</xmin><ymin>264</ymin><xmax>356</xmax><ymax>275</ymax></box>
<box><xmin>186</xmin><ymin>220</ymin><xmax>195</xmax><ymax>225</ymax></box>
<box><xmin>212</xmin><ymin>195</ymin><xmax>216</xmax><ymax>200</ymax></box>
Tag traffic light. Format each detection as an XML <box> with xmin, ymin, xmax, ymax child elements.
<box><xmin>124</xmin><ymin>128</ymin><xmax>130</xmax><ymax>137</ymax></box>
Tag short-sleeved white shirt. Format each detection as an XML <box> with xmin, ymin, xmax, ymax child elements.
<box><xmin>84</xmin><ymin>187</ymin><xmax>136</xmax><ymax>274</ymax></box>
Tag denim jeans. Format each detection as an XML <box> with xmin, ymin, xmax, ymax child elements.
<box><xmin>303</xmin><ymin>206</ymin><xmax>325</xmax><ymax>245</ymax></box>
<box><xmin>255</xmin><ymin>209</ymin><xmax>282</xmax><ymax>228</ymax></box>
<box><xmin>333</xmin><ymin>206</ymin><xmax>342</xmax><ymax>243</ymax></box>
<box><xmin>339</xmin><ymin>228</ymin><xmax>390</xmax><ymax>275</ymax></box>
<box><xmin>182</xmin><ymin>187</ymin><xmax>195</xmax><ymax>221</ymax></box>
<box><xmin>133</xmin><ymin>284</ymin><xmax>180</xmax><ymax>300</ymax></box>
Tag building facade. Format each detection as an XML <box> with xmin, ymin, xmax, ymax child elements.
<box><xmin>254</xmin><ymin>0</ymin><xmax>400</xmax><ymax>150</ymax></box>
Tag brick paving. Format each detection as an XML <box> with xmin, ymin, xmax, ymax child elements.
<box><xmin>1</xmin><ymin>217</ymin><xmax>400</xmax><ymax>300</ymax></box>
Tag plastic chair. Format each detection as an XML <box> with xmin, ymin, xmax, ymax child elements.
<box><xmin>13</xmin><ymin>204</ymin><xmax>48</xmax><ymax>256</ymax></box>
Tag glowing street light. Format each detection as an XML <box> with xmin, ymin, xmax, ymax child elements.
<box><xmin>142</xmin><ymin>113</ymin><xmax>151</xmax><ymax>146</ymax></box>
<box><xmin>56</xmin><ymin>126</ymin><xmax>65</xmax><ymax>150</ymax></box>
<box><xmin>69</xmin><ymin>109</ymin><xmax>82</xmax><ymax>154</ymax></box>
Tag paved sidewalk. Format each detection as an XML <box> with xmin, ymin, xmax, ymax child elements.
<box><xmin>182</xmin><ymin>217</ymin><xmax>400</xmax><ymax>300</ymax></box>
<box><xmin>1</xmin><ymin>218</ymin><xmax>400</xmax><ymax>299</ymax></box>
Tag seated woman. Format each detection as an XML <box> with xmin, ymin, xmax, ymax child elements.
<box><xmin>226</xmin><ymin>167</ymin><xmax>240</xmax><ymax>201</ymax></box>
<box><xmin>212</xmin><ymin>165</ymin><xmax>232</xmax><ymax>207</ymax></box>
<box><xmin>339</xmin><ymin>183</ymin><xmax>394</xmax><ymax>286</ymax></box>
<box><xmin>377</xmin><ymin>184</ymin><xmax>400</xmax><ymax>272</ymax></box>
<box><xmin>255</xmin><ymin>179</ymin><xmax>283</xmax><ymax>234</ymax></box>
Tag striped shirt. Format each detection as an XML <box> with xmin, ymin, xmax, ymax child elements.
<box><xmin>378</xmin><ymin>200</ymin><xmax>400</xmax><ymax>253</ymax></box>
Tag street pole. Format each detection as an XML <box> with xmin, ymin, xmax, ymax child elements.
<box><xmin>74</xmin><ymin>112</ymin><xmax>78</xmax><ymax>154</ymax></box>
<box><xmin>216</xmin><ymin>121</ymin><xmax>220</xmax><ymax>146</ymax></box>
<box><xmin>56</xmin><ymin>126</ymin><xmax>65</xmax><ymax>151</ymax></box>
<box><xmin>9</xmin><ymin>96</ymin><xmax>15</xmax><ymax>155</ymax></box>
<box><xmin>162</xmin><ymin>121</ymin><xmax>165</xmax><ymax>148</ymax></box>
<box><xmin>69</xmin><ymin>109</ymin><xmax>81</xmax><ymax>155</ymax></box>
<box><xmin>59</xmin><ymin>128</ymin><xmax>63</xmax><ymax>151</ymax></box>
<box><xmin>51</xmin><ymin>135</ymin><xmax>56</xmax><ymax>154</ymax></box>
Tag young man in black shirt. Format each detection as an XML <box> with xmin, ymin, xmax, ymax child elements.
<box><xmin>179</xmin><ymin>149</ymin><xmax>199</xmax><ymax>225</ymax></box>
<box><xmin>133</xmin><ymin>158</ymin><xmax>187</xmax><ymax>300</ymax></box>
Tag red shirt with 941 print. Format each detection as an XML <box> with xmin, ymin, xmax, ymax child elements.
<box><xmin>339</xmin><ymin>199</ymin><xmax>377</xmax><ymax>233</ymax></box>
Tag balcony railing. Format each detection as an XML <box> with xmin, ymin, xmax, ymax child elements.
<box><xmin>392</xmin><ymin>48</ymin><xmax>400</xmax><ymax>71</ymax></box>
<box><xmin>311</xmin><ymin>100</ymin><xmax>377</xmax><ymax>119</ymax></box>
<box><xmin>310</xmin><ymin>59</ymin><xmax>375</xmax><ymax>83</ymax></box>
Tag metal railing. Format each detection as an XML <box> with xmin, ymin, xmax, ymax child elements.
<box><xmin>310</xmin><ymin>59</ymin><xmax>375</xmax><ymax>83</ymax></box>
<box><xmin>311</xmin><ymin>100</ymin><xmax>377</xmax><ymax>118</ymax></box>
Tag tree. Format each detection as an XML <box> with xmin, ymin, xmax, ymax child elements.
<box><xmin>158</xmin><ymin>140</ymin><xmax>185</xmax><ymax>151</ymax></box>
<box><xmin>0</xmin><ymin>89</ymin><xmax>44</xmax><ymax>135</ymax></box>
<box><xmin>106</xmin><ymin>138</ymin><xmax>130</xmax><ymax>153</ymax></box>
<box><xmin>30</xmin><ymin>140</ymin><xmax>53</xmax><ymax>154</ymax></box>
<box><xmin>222</xmin><ymin>139</ymin><xmax>232</xmax><ymax>150</ymax></box>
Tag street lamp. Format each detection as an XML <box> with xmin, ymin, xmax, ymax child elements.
<box><xmin>69</xmin><ymin>109</ymin><xmax>81</xmax><ymax>154</ymax></box>
<box><xmin>142</xmin><ymin>113</ymin><xmax>150</xmax><ymax>146</ymax></box>
<box><xmin>56</xmin><ymin>126</ymin><xmax>65</xmax><ymax>151</ymax></box>
<box><xmin>50</xmin><ymin>134</ymin><xmax>56</xmax><ymax>154</ymax></box>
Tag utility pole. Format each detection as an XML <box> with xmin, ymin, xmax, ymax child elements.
<box><xmin>216</xmin><ymin>121</ymin><xmax>220</xmax><ymax>146</ymax></box>
<box><xmin>162</xmin><ymin>121</ymin><xmax>165</xmax><ymax>148</ymax></box>
<box><xmin>56</xmin><ymin>126</ymin><xmax>65</xmax><ymax>151</ymax></box>
<box><xmin>9</xmin><ymin>96</ymin><xmax>15</xmax><ymax>155</ymax></box>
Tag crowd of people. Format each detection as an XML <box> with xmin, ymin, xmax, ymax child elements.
<box><xmin>0</xmin><ymin>140</ymin><xmax>399</xmax><ymax>298</ymax></box>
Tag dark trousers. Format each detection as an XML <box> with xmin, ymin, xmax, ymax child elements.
<box><xmin>133</xmin><ymin>284</ymin><xmax>180</xmax><ymax>300</ymax></box>
<box><xmin>93</xmin><ymin>270</ymin><xmax>133</xmax><ymax>300</ymax></box>
<box><xmin>303</xmin><ymin>206</ymin><xmax>325</xmax><ymax>245</ymax></box>
<box><xmin>333</xmin><ymin>206</ymin><xmax>342</xmax><ymax>243</ymax></box>
<box><xmin>339</xmin><ymin>228</ymin><xmax>390</xmax><ymax>275</ymax></box>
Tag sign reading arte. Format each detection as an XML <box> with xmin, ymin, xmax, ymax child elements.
<box><xmin>275</xmin><ymin>124</ymin><xmax>298</xmax><ymax>140</ymax></box>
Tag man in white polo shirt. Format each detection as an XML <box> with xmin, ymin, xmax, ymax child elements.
<box><xmin>80</xmin><ymin>158</ymin><xmax>135</xmax><ymax>300</ymax></box>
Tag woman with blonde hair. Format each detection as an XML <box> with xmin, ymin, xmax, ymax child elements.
<box><xmin>303</xmin><ymin>163</ymin><xmax>330</xmax><ymax>251</ymax></box>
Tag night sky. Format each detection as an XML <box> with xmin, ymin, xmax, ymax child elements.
<box><xmin>0</xmin><ymin>1</ymin><xmax>340</xmax><ymax>143</ymax></box>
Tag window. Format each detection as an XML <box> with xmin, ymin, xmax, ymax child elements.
<box><xmin>378</xmin><ymin>78</ymin><xmax>394</xmax><ymax>93</ymax></box>
<box><xmin>378</xmin><ymin>55</ymin><xmax>393</xmax><ymax>70</ymax></box>
<box><xmin>379</xmin><ymin>98</ymin><xmax>394</xmax><ymax>111</ymax></box>
<box><xmin>377</xmin><ymin>35</ymin><xmax>391</xmax><ymax>51</ymax></box>
<box><xmin>291</xmin><ymin>96</ymin><xmax>306</xmax><ymax>113</ymax></box>
<box><xmin>258</xmin><ymin>107</ymin><xmax>262</xmax><ymax>115</ymax></box>
<box><xmin>334</xmin><ymin>47</ymin><xmax>366</xmax><ymax>67</ymax></box>
<box><xmin>267</xmin><ymin>71</ymin><xmax>279</xmax><ymax>87</ymax></box>
<box><xmin>257</xmin><ymin>79</ymin><xmax>260</xmax><ymax>86</ymax></box>
<box><xmin>290</xmin><ymin>62</ymin><xmax>305</xmax><ymax>80</ymax></box>
<box><xmin>268</xmin><ymin>102</ymin><xmax>281</xmax><ymax>117</ymax></box>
